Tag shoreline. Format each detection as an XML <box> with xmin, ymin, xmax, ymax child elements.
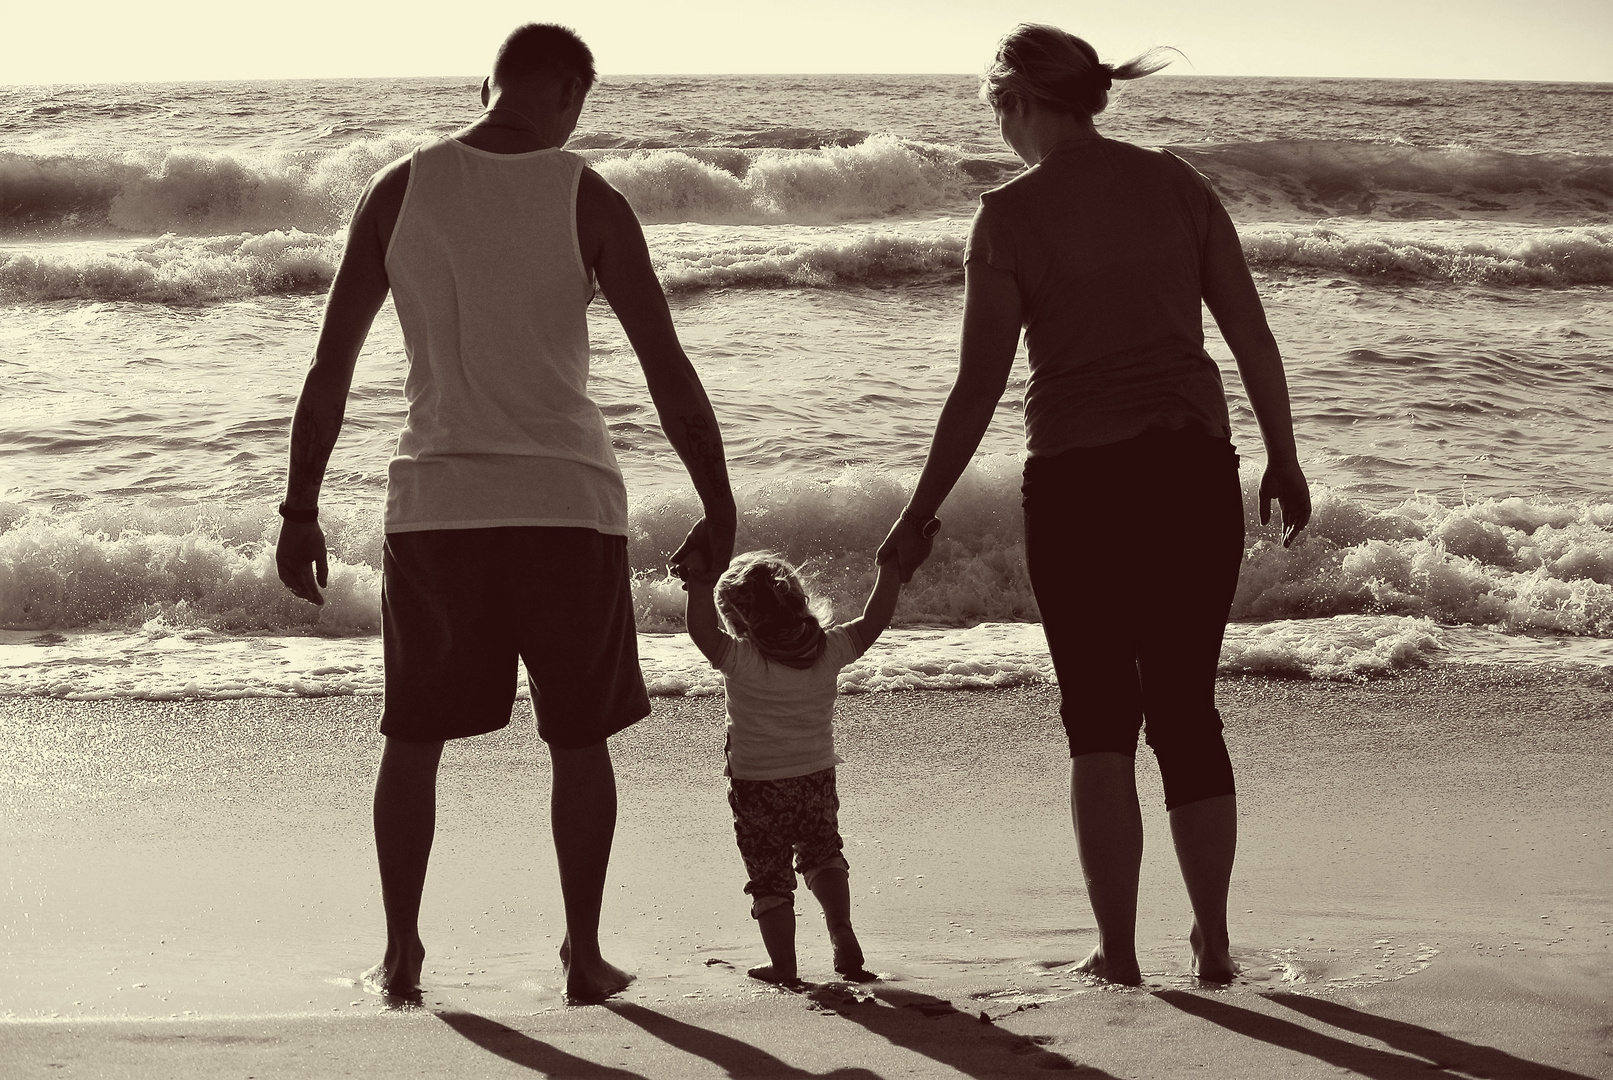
<box><xmin>3</xmin><ymin>668</ymin><xmax>1609</xmax><ymax>1076</ymax></box>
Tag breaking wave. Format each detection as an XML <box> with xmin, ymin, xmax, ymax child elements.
<box><xmin>3</xmin><ymin>462</ymin><xmax>1610</xmax><ymax>645</ymax></box>
<box><xmin>7</xmin><ymin>219</ymin><xmax>1609</xmax><ymax>303</ymax></box>
<box><xmin>1178</xmin><ymin>139</ymin><xmax>1613</xmax><ymax>223</ymax></box>
<box><xmin>0</xmin><ymin>230</ymin><xmax>341</xmax><ymax>303</ymax></box>
<box><xmin>586</xmin><ymin>134</ymin><xmax>981</xmax><ymax>223</ymax></box>
<box><xmin>0</xmin><ymin>135</ymin><xmax>421</xmax><ymax>236</ymax></box>
<box><xmin>8</xmin><ymin>135</ymin><xmax>1608</xmax><ymax>244</ymax></box>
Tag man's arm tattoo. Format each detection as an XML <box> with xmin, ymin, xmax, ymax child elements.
<box><xmin>675</xmin><ymin>412</ymin><xmax>732</xmax><ymax>507</ymax></box>
<box><xmin>284</xmin><ymin>396</ymin><xmax>346</xmax><ymax>508</ymax></box>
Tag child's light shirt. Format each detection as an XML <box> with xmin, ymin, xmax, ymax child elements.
<box><xmin>716</xmin><ymin>626</ymin><xmax>865</xmax><ymax>780</ymax></box>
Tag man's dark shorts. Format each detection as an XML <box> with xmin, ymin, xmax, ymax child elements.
<box><xmin>380</xmin><ymin>526</ymin><xmax>650</xmax><ymax>747</ymax></box>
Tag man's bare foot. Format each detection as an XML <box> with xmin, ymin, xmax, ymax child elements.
<box><xmin>747</xmin><ymin>963</ymin><xmax>802</xmax><ymax>987</ymax></box>
<box><xmin>1189</xmin><ymin>923</ymin><xmax>1238</xmax><ymax>983</ymax></box>
<box><xmin>362</xmin><ymin>935</ymin><xmax>426</xmax><ymax>1001</ymax></box>
<box><xmin>830</xmin><ymin>926</ymin><xmax>875</xmax><ymax>982</ymax></box>
<box><xmin>559</xmin><ymin>936</ymin><xmax>634</xmax><ymax>1004</ymax></box>
<box><xmin>1072</xmin><ymin>945</ymin><xmax>1143</xmax><ymax>986</ymax></box>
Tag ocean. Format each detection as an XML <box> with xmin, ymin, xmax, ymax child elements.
<box><xmin>2</xmin><ymin>73</ymin><xmax>1612</xmax><ymax>699</ymax></box>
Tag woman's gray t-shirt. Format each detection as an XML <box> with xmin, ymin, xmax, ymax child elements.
<box><xmin>966</xmin><ymin>138</ymin><xmax>1234</xmax><ymax>456</ymax></box>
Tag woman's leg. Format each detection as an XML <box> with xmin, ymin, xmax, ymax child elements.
<box><xmin>1070</xmin><ymin>752</ymin><xmax>1145</xmax><ymax>985</ymax></box>
<box><xmin>1169</xmin><ymin>794</ymin><xmax>1238</xmax><ymax>980</ymax></box>
<box><xmin>1135</xmin><ymin>433</ymin><xmax>1246</xmax><ymax>981</ymax></box>
<box><xmin>1023</xmin><ymin>446</ymin><xmax>1148</xmax><ymax>985</ymax></box>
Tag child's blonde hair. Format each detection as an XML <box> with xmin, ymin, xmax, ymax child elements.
<box><xmin>715</xmin><ymin>551</ymin><xmax>833</xmax><ymax>669</ymax></box>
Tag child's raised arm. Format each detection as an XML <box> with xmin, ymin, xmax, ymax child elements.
<box><xmin>843</xmin><ymin>557</ymin><xmax>902</xmax><ymax>654</ymax></box>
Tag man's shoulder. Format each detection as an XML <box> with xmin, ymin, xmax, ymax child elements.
<box><xmin>370</xmin><ymin>153</ymin><xmax>415</xmax><ymax>205</ymax></box>
<box><xmin>576</xmin><ymin>165</ymin><xmax>631</xmax><ymax>220</ymax></box>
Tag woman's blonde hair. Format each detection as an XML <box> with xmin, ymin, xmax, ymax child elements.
<box><xmin>715</xmin><ymin>551</ymin><xmax>832</xmax><ymax>670</ymax></box>
<box><xmin>981</xmin><ymin>23</ymin><xmax>1175</xmax><ymax>119</ymax></box>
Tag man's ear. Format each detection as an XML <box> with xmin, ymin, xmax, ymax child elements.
<box><xmin>557</xmin><ymin>75</ymin><xmax>583</xmax><ymax>112</ymax></box>
<box><xmin>480</xmin><ymin>77</ymin><xmax>490</xmax><ymax>107</ymax></box>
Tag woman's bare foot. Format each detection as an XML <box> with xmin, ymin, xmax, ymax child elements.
<box><xmin>747</xmin><ymin>963</ymin><xmax>802</xmax><ymax>986</ymax></box>
<box><xmin>1189</xmin><ymin>923</ymin><xmax>1238</xmax><ymax>983</ymax></box>
<box><xmin>559</xmin><ymin>935</ymin><xmax>634</xmax><ymax>1004</ymax></box>
<box><xmin>1072</xmin><ymin>945</ymin><xmax>1143</xmax><ymax>986</ymax></box>
<box><xmin>362</xmin><ymin>935</ymin><xmax>426</xmax><ymax>1000</ymax></box>
<box><xmin>830</xmin><ymin>926</ymin><xmax>875</xmax><ymax>982</ymax></box>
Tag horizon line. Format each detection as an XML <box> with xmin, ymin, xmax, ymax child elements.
<box><xmin>4</xmin><ymin>71</ymin><xmax>1613</xmax><ymax>90</ymax></box>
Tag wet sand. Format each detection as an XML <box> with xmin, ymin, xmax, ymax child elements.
<box><xmin>2</xmin><ymin>666</ymin><xmax>1610</xmax><ymax>1077</ymax></box>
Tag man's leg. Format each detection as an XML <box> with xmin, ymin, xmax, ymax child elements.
<box><xmin>368</xmin><ymin>736</ymin><xmax>445</xmax><ymax>995</ymax></box>
<box><xmin>550</xmin><ymin>739</ymin><xmax>634</xmax><ymax>1002</ymax></box>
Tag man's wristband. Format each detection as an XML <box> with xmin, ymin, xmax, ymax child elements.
<box><xmin>277</xmin><ymin>502</ymin><xmax>318</xmax><ymax>524</ymax></box>
<box><xmin>901</xmin><ymin>507</ymin><xmax>941</xmax><ymax>539</ymax></box>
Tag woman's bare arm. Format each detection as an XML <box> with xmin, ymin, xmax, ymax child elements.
<box><xmin>1201</xmin><ymin>205</ymin><xmax>1312</xmax><ymax>545</ymax></box>
<box><xmin>877</xmin><ymin>237</ymin><xmax>1023</xmax><ymax>577</ymax></box>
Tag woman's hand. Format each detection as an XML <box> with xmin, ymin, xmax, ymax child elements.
<box><xmin>876</xmin><ymin>517</ymin><xmax>935</xmax><ymax>583</ymax></box>
<box><xmin>1259</xmin><ymin>459</ymin><xmax>1311</xmax><ymax>547</ymax></box>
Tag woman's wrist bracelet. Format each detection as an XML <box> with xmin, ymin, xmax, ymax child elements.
<box><xmin>900</xmin><ymin>506</ymin><xmax>942</xmax><ymax>538</ymax></box>
<box><xmin>277</xmin><ymin>502</ymin><xmax>318</xmax><ymax>524</ymax></box>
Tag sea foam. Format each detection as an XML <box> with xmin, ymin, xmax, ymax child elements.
<box><xmin>8</xmin><ymin>220</ymin><xmax>1608</xmax><ymax>304</ymax></box>
<box><xmin>3</xmin><ymin>463</ymin><xmax>1609</xmax><ymax>643</ymax></box>
<box><xmin>0</xmin><ymin>230</ymin><xmax>341</xmax><ymax>303</ymax></box>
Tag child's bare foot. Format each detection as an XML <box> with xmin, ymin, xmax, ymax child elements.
<box><xmin>1072</xmin><ymin>945</ymin><xmax>1143</xmax><ymax>986</ymax></box>
<box><xmin>1189</xmin><ymin>923</ymin><xmax>1238</xmax><ymax>983</ymax></box>
<box><xmin>747</xmin><ymin>963</ymin><xmax>802</xmax><ymax>986</ymax></box>
<box><xmin>559</xmin><ymin>934</ymin><xmax>635</xmax><ymax>1003</ymax></box>
<box><xmin>830</xmin><ymin>926</ymin><xmax>876</xmax><ymax>982</ymax></box>
<box><xmin>362</xmin><ymin>935</ymin><xmax>426</xmax><ymax>999</ymax></box>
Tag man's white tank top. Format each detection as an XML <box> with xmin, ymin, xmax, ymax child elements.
<box><xmin>382</xmin><ymin>138</ymin><xmax>627</xmax><ymax>535</ymax></box>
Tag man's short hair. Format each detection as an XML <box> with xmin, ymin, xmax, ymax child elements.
<box><xmin>493</xmin><ymin>24</ymin><xmax>596</xmax><ymax>93</ymax></box>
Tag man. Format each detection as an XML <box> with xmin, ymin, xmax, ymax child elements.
<box><xmin>275</xmin><ymin>23</ymin><xmax>736</xmax><ymax>1004</ymax></box>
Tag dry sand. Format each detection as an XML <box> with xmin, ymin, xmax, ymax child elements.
<box><xmin>2</xmin><ymin>665</ymin><xmax>1609</xmax><ymax>1077</ymax></box>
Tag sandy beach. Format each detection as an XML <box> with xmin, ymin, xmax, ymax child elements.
<box><xmin>3</xmin><ymin>665</ymin><xmax>1608</xmax><ymax>1077</ymax></box>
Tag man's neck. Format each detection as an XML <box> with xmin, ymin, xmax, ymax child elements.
<box><xmin>458</xmin><ymin>97</ymin><xmax>572</xmax><ymax>153</ymax></box>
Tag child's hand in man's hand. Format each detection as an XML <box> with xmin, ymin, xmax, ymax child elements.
<box><xmin>672</xmin><ymin>547</ymin><xmax>716</xmax><ymax>586</ymax></box>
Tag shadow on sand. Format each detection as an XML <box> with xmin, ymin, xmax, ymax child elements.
<box><xmin>1156</xmin><ymin>990</ymin><xmax>1599</xmax><ymax>1080</ymax></box>
<box><xmin>607</xmin><ymin>1001</ymin><xmax>882</xmax><ymax>1078</ymax></box>
<box><xmin>798</xmin><ymin>983</ymin><xmax>1119</xmax><ymax>1078</ymax></box>
<box><xmin>438</xmin><ymin>983</ymin><xmax>1113</xmax><ymax>1079</ymax></box>
<box><xmin>435</xmin><ymin>1009</ymin><xmax>652</xmax><ymax>1079</ymax></box>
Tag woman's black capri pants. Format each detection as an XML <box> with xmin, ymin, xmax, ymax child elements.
<box><xmin>1022</xmin><ymin>426</ymin><xmax>1246</xmax><ymax>811</ymax></box>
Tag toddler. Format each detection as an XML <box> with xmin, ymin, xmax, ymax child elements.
<box><xmin>676</xmin><ymin>549</ymin><xmax>900</xmax><ymax>984</ymax></box>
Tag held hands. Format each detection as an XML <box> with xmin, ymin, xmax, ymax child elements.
<box><xmin>275</xmin><ymin>520</ymin><xmax>329</xmax><ymax>606</ymax></box>
<box><xmin>670</xmin><ymin>513</ymin><xmax>736</xmax><ymax>586</ymax></box>
<box><xmin>1259</xmin><ymin>458</ymin><xmax>1312</xmax><ymax>548</ymax></box>
<box><xmin>876</xmin><ymin>514</ymin><xmax>936</xmax><ymax>584</ymax></box>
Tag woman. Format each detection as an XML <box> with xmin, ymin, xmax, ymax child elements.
<box><xmin>881</xmin><ymin>24</ymin><xmax>1311</xmax><ymax>984</ymax></box>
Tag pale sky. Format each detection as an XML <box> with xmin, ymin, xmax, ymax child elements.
<box><xmin>8</xmin><ymin>0</ymin><xmax>1612</xmax><ymax>85</ymax></box>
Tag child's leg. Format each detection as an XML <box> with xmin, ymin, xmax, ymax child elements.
<box><xmin>796</xmin><ymin>769</ymin><xmax>874</xmax><ymax>980</ymax></box>
<box><xmin>804</xmin><ymin>862</ymin><xmax>871</xmax><ymax>978</ymax></box>
<box><xmin>751</xmin><ymin>896</ymin><xmax>797</xmax><ymax>983</ymax></box>
<box><xmin>729</xmin><ymin>779</ymin><xmax>800</xmax><ymax>983</ymax></box>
